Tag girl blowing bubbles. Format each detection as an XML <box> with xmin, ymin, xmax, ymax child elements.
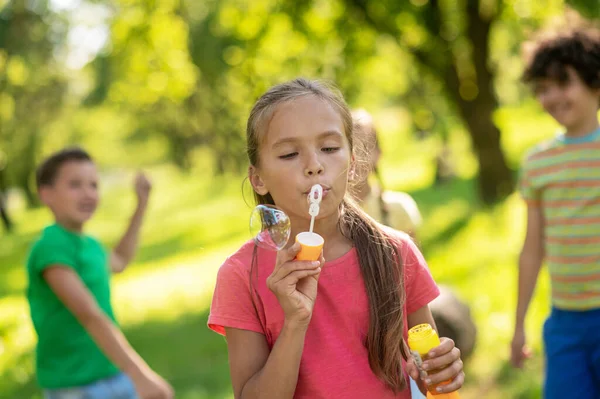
<box><xmin>208</xmin><ymin>78</ymin><xmax>464</xmax><ymax>398</ymax></box>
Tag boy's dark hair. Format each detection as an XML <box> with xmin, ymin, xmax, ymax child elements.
<box><xmin>522</xmin><ymin>12</ymin><xmax>600</xmax><ymax>91</ymax></box>
<box><xmin>36</xmin><ymin>147</ymin><xmax>93</xmax><ymax>188</ymax></box>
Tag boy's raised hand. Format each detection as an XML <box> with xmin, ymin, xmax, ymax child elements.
<box><xmin>134</xmin><ymin>172</ymin><xmax>152</xmax><ymax>205</ymax></box>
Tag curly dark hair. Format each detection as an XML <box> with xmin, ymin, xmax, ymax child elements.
<box><xmin>522</xmin><ymin>15</ymin><xmax>600</xmax><ymax>90</ymax></box>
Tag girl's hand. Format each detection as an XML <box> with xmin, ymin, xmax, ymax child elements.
<box><xmin>266</xmin><ymin>242</ymin><xmax>323</xmax><ymax>328</ymax></box>
<box><xmin>406</xmin><ymin>353</ymin><xmax>428</xmax><ymax>395</ymax></box>
<box><xmin>418</xmin><ymin>337</ymin><xmax>464</xmax><ymax>394</ymax></box>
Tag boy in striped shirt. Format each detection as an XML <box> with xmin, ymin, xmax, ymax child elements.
<box><xmin>510</xmin><ymin>13</ymin><xmax>600</xmax><ymax>398</ymax></box>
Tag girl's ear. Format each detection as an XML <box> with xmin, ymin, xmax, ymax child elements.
<box><xmin>349</xmin><ymin>154</ymin><xmax>357</xmax><ymax>181</ymax></box>
<box><xmin>248</xmin><ymin>165</ymin><xmax>269</xmax><ymax>195</ymax></box>
<box><xmin>349</xmin><ymin>168</ymin><xmax>356</xmax><ymax>182</ymax></box>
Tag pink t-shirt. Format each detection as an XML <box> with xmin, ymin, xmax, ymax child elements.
<box><xmin>208</xmin><ymin>230</ymin><xmax>440</xmax><ymax>398</ymax></box>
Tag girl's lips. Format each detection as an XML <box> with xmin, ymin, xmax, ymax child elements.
<box><xmin>304</xmin><ymin>188</ymin><xmax>330</xmax><ymax>198</ymax></box>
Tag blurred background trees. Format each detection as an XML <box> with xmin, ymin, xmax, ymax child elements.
<box><xmin>1</xmin><ymin>2</ymin><xmax>597</xmax><ymax>397</ymax></box>
<box><xmin>1</xmin><ymin>0</ymin><xmax>593</xmax><ymax>207</ymax></box>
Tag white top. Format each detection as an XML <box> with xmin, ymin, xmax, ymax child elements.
<box><xmin>361</xmin><ymin>188</ymin><xmax>422</xmax><ymax>234</ymax></box>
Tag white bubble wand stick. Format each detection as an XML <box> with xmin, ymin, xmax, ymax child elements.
<box><xmin>308</xmin><ymin>184</ymin><xmax>323</xmax><ymax>234</ymax></box>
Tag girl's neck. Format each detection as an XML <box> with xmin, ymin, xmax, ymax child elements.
<box><xmin>289</xmin><ymin>210</ymin><xmax>341</xmax><ymax>243</ymax></box>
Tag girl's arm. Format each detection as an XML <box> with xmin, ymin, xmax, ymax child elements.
<box><xmin>225</xmin><ymin>322</ymin><xmax>308</xmax><ymax>399</ymax></box>
<box><xmin>407</xmin><ymin>303</ymin><xmax>437</xmax><ymax>329</ymax></box>
<box><xmin>224</xmin><ymin>243</ymin><xmax>322</xmax><ymax>399</ymax></box>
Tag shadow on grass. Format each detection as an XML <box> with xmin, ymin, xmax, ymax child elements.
<box><xmin>409</xmin><ymin>177</ymin><xmax>478</xmax><ymax>214</ymax></box>
<box><xmin>420</xmin><ymin>214</ymin><xmax>472</xmax><ymax>255</ymax></box>
<box><xmin>0</xmin><ymin>350</ymin><xmax>39</xmax><ymax>399</ymax></box>
<box><xmin>493</xmin><ymin>360</ymin><xmax>543</xmax><ymax>399</ymax></box>
<box><xmin>0</xmin><ymin>309</ymin><xmax>232</xmax><ymax>399</ymax></box>
<box><xmin>408</xmin><ymin>177</ymin><xmax>477</xmax><ymax>254</ymax></box>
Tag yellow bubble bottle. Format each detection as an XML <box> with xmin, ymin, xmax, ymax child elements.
<box><xmin>407</xmin><ymin>324</ymin><xmax>461</xmax><ymax>399</ymax></box>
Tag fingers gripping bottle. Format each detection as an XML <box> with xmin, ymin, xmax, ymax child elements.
<box><xmin>407</xmin><ymin>324</ymin><xmax>461</xmax><ymax>399</ymax></box>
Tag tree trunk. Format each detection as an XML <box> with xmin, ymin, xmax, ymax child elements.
<box><xmin>0</xmin><ymin>170</ymin><xmax>12</xmax><ymax>232</ymax></box>
<box><xmin>17</xmin><ymin>130</ymin><xmax>39</xmax><ymax>208</ymax></box>
<box><xmin>461</xmin><ymin>96</ymin><xmax>514</xmax><ymax>204</ymax></box>
<box><xmin>19</xmin><ymin>173</ymin><xmax>37</xmax><ymax>207</ymax></box>
<box><xmin>445</xmin><ymin>0</ymin><xmax>514</xmax><ymax>204</ymax></box>
<box><xmin>347</xmin><ymin>0</ymin><xmax>514</xmax><ymax>204</ymax></box>
<box><xmin>0</xmin><ymin>194</ymin><xmax>13</xmax><ymax>232</ymax></box>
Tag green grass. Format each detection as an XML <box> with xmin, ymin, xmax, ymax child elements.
<box><xmin>0</xmin><ymin>105</ymin><xmax>559</xmax><ymax>398</ymax></box>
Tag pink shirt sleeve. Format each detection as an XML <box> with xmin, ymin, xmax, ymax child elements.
<box><xmin>401</xmin><ymin>238</ymin><xmax>440</xmax><ymax>314</ymax></box>
<box><xmin>208</xmin><ymin>256</ymin><xmax>265</xmax><ymax>336</ymax></box>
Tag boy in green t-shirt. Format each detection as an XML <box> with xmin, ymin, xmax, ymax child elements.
<box><xmin>26</xmin><ymin>147</ymin><xmax>173</xmax><ymax>399</ymax></box>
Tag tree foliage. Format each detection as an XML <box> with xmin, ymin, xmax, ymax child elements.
<box><xmin>0</xmin><ymin>0</ymin><xmax>591</xmax><ymax>205</ymax></box>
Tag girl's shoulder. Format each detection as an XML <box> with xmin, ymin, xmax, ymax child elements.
<box><xmin>220</xmin><ymin>239</ymin><xmax>256</xmax><ymax>271</ymax></box>
<box><xmin>219</xmin><ymin>239</ymin><xmax>277</xmax><ymax>275</ymax></box>
<box><xmin>379</xmin><ymin>225</ymin><xmax>416</xmax><ymax>253</ymax></box>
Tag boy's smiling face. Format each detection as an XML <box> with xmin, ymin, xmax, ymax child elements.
<box><xmin>39</xmin><ymin>160</ymin><xmax>99</xmax><ymax>229</ymax></box>
<box><xmin>534</xmin><ymin>67</ymin><xmax>600</xmax><ymax>133</ymax></box>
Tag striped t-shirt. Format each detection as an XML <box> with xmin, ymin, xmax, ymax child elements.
<box><xmin>519</xmin><ymin>127</ymin><xmax>600</xmax><ymax>310</ymax></box>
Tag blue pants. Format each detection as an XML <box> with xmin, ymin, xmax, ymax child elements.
<box><xmin>44</xmin><ymin>372</ymin><xmax>137</xmax><ymax>399</ymax></box>
<box><xmin>543</xmin><ymin>307</ymin><xmax>600</xmax><ymax>399</ymax></box>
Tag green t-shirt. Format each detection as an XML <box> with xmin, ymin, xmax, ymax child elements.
<box><xmin>26</xmin><ymin>223</ymin><xmax>120</xmax><ymax>388</ymax></box>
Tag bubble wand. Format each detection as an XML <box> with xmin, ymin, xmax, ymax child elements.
<box><xmin>295</xmin><ymin>184</ymin><xmax>325</xmax><ymax>261</ymax></box>
<box><xmin>308</xmin><ymin>184</ymin><xmax>323</xmax><ymax>234</ymax></box>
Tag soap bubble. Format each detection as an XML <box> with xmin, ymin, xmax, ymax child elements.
<box><xmin>250</xmin><ymin>204</ymin><xmax>291</xmax><ymax>251</ymax></box>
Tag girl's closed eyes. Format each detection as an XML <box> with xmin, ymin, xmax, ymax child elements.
<box><xmin>278</xmin><ymin>147</ymin><xmax>340</xmax><ymax>160</ymax></box>
<box><xmin>279</xmin><ymin>152</ymin><xmax>298</xmax><ymax>160</ymax></box>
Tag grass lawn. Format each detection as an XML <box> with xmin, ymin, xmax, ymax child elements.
<box><xmin>0</xmin><ymin>105</ymin><xmax>559</xmax><ymax>398</ymax></box>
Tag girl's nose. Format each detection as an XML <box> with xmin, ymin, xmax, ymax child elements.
<box><xmin>304</xmin><ymin>155</ymin><xmax>324</xmax><ymax>177</ymax></box>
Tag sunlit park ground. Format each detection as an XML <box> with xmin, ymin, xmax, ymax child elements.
<box><xmin>0</xmin><ymin>104</ymin><xmax>560</xmax><ymax>399</ymax></box>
